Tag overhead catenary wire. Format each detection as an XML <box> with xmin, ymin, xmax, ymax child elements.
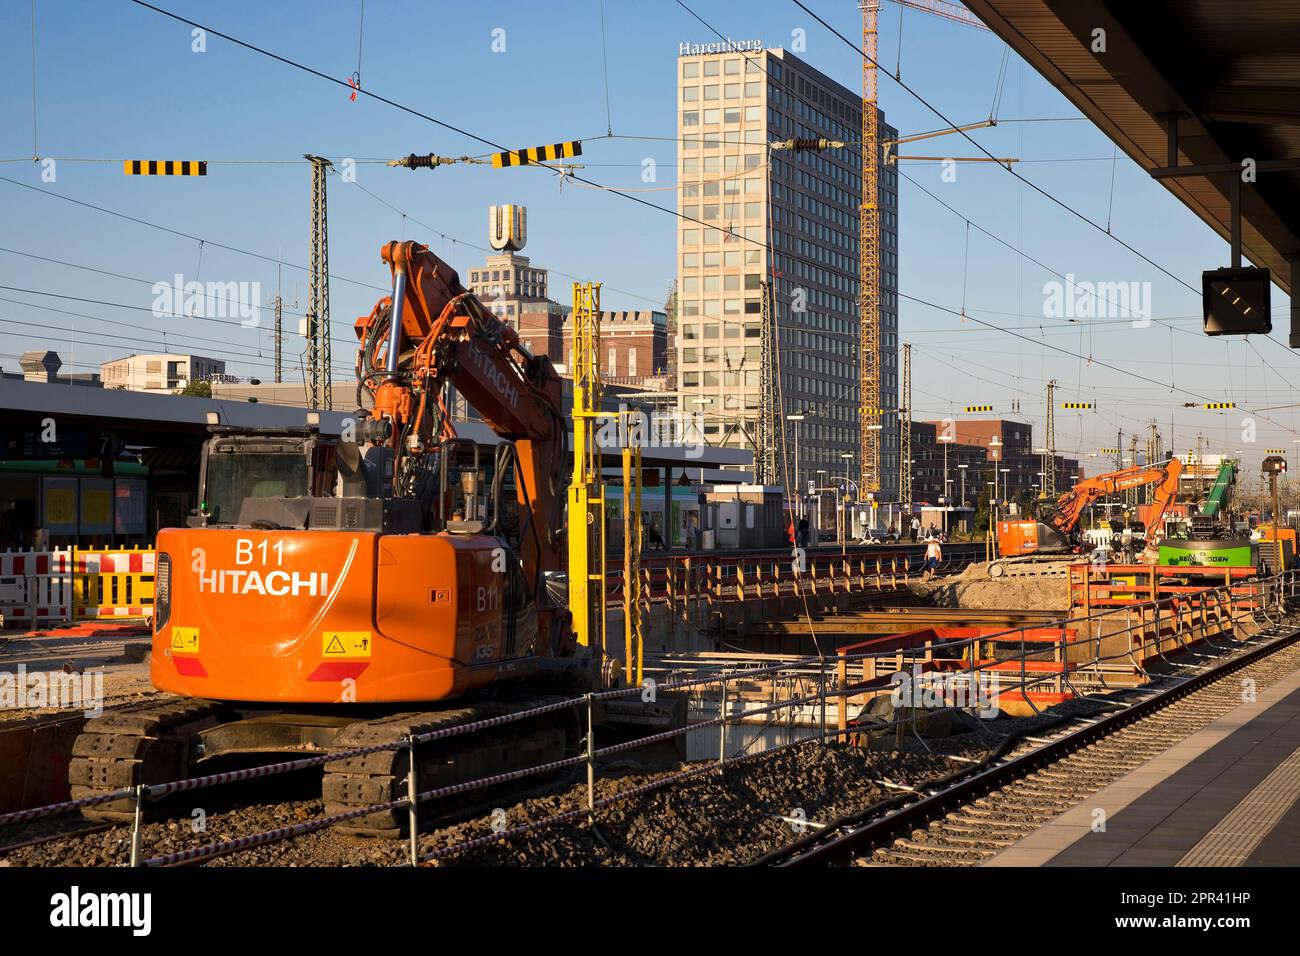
<box><xmin>54</xmin><ymin>0</ymin><xmax>1296</xmax><ymax>450</ymax></box>
<box><xmin>126</xmin><ymin>0</ymin><xmax>769</xmax><ymax>251</ymax></box>
<box><xmin>0</xmin><ymin>173</ymin><xmax>387</xmax><ymax>294</ymax></box>
<box><xmin>787</xmin><ymin>0</ymin><xmax>1205</xmax><ymax>298</ymax></box>
<box><xmin>669</xmin><ymin>0</ymin><xmax>1299</xmax><ymax>448</ymax></box>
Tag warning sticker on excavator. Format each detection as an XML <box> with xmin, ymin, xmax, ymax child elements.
<box><xmin>171</xmin><ymin>627</ymin><xmax>200</xmax><ymax>653</ymax></box>
<box><xmin>322</xmin><ymin>631</ymin><xmax>372</xmax><ymax>658</ymax></box>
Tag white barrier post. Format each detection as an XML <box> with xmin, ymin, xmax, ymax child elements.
<box><xmin>406</xmin><ymin>735</ymin><xmax>419</xmax><ymax>867</ymax></box>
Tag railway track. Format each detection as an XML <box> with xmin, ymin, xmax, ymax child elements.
<box><xmin>756</xmin><ymin>607</ymin><xmax>1300</xmax><ymax>867</ymax></box>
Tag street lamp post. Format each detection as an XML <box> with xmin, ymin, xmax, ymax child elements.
<box><xmin>938</xmin><ymin>435</ymin><xmax>953</xmax><ymax>536</ymax></box>
<box><xmin>957</xmin><ymin>463</ymin><xmax>968</xmax><ymax>534</ymax></box>
<box><xmin>988</xmin><ymin>436</ymin><xmax>1003</xmax><ymax>511</ymax></box>
<box><xmin>787</xmin><ymin>413</ymin><xmax>805</xmax><ymax>518</ymax></box>
<box><xmin>840</xmin><ymin>452</ymin><xmax>853</xmax><ymax>545</ymax></box>
<box><xmin>866</xmin><ymin>424</ymin><xmax>883</xmax><ymax>531</ymax></box>
<box><xmin>815</xmin><ymin>469</ymin><xmax>827</xmax><ymax>540</ymax></box>
<box><xmin>986</xmin><ymin>479</ymin><xmax>998</xmax><ymax>560</ymax></box>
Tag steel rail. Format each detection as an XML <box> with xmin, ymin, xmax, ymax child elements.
<box><xmin>756</xmin><ymin>612</ymin><xmax>1300</xmax><ymax>867</ymax></box>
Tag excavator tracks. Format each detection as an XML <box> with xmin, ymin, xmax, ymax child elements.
<box><xmin>323</xmin><ymin>695</ymin><xmax>582</xmax><ymax>837</ymax></box>
<box><xmin>67</xmin><ymin>693</ymin><xmax>583</xmax><ymax>836</ymax></box>
<box><xmin>70</xmin><ymin>698</ymin><xmax>226</xmax><ymax>821</ymax></box>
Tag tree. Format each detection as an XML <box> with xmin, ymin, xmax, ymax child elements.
<box><xmin>180</xmin><ymin>380</ymin><xmax>211</xmax><ymax>398</ymax></box>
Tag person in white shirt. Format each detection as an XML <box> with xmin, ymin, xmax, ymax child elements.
<box><xmin>923</xmin><ymin>537</ymin><xmax>942</xmax><ymax>580</ymax></box>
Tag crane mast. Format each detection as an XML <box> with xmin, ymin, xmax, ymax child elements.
<box><xmin>859</xmin><ymin>0</ymin><xmax>882</xmax><ymax>506</ymax></box>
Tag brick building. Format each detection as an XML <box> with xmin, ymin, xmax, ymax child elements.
<box><xmin>916</xmin><ymin>418</ymin><xmax>1081</xmax><ymax>504</ymax></box>
<box><xmin>560</xmin><ymin>310</ymin><xmax>667</xmax><ymax>386</ymax></box>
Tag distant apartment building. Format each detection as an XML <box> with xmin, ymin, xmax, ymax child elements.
<box><xmin>909</xmin><ymin>421</ymin><xmax>990</xmax><ymax>505</ymax></box>
<box><xmin>100</xmin><ymin>353</ymin><xmax>228</xmax><ymax>393</ymax></box>
<box><xmin>674</xmin><ymin>45</ymin><xmax>899</xmax><ymax>497</ymax></box>
<box><xmin>918</xmin><ymin>418</ymin><xmax>1081</xmax><ymax>502</ymax></box>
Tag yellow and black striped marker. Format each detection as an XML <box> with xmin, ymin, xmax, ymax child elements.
<box><xmin>124</xmin><ymin>161</ymin><xmax>207</xmax><ymax>176</ymax></box>
<box><xmin>1061</xmin><ymin>402</ymin><xmax>1092</xmax><ymax>409</ymax></box>
<box><xmin>491</xmin><ymin>140</ymin><xmax>581</xmax><ymax>168</ymax></box>
<box><xmin>964</xmin><ymin>404</ymin><xmax>993</xmax><ymax>413</ymax></box>
<box><xmin>1101</xmin><ymin>448</ymin><xmax>1120</xmax><ymax>454</ymax></box>
<box><xmin>1266</xmin><ymin>449</ymin><xmax>1285</xmax><ymax>455</ymax></box>
<box><xmin>1204</xmin><ymin>402</ymin><xmax>1235</xmax><ymax>409</ymax></box>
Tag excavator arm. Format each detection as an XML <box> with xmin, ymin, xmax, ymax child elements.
<box><xmin>353</xmin><ymin>240</ymin><xmax>566</xmax><ymax>601</ymax></box>
<box><xmin>1046</xmin><ymin>458</ymin><xmax>1183</xmax><ymax>536</ymax></box>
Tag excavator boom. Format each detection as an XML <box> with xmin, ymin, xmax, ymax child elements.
<box><xmin>1047</xmin><ymin>458</ymin><xmax>1183</xmax><ymax>535</ymax></box>
<box><xmin>997</xmin><ymin>458</ymin><xmax>1183</xmax><ymax>559</ymax></box>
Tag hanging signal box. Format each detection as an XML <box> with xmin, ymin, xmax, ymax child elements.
<box><xmin>1203</xmin><ymin>267</ymin><xmax>1271</xmax><ymax>336</ymax></box>
<box><xmin>1061</xmin><ymin>402</ymin><xmax>1092</xmax><ymax>409</ymax></box>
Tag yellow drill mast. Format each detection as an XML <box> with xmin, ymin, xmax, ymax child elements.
<box><xmin>568</xmin><ymin>282</ymin><xmax>606</xmax><ymax>669</ymax></box>
<box><xmin>859</xmin><ymin>0</ymin><xmax>882</xmax><ymax>505</ymax></box>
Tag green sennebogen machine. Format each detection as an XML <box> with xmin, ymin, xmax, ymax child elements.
<box><xmin>1158</xmin><ymin>459</ymin><xmax>1255</xmax><ymax>567</ymax></box>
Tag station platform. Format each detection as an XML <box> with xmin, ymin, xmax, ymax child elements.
<box><xmin>986</xmin><ymin>654</ymin><xmax>1300</xmax><ymax>867</ymax></box>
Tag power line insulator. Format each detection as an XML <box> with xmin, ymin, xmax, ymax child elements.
<box><xmin>771</xmin><ymin>138</ymin><xmax>845</xmax><ymax>152</ymax></box>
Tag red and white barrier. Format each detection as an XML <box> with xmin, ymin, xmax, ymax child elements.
<box><xmin>74</xmin><ymin>550</ymin><xmax>155</xmax><ymax>575</ymax></box>
<box><xmin>0</xmin><ymin>548</ymin><xmax>77</xmax><ymax>627</ymax></box>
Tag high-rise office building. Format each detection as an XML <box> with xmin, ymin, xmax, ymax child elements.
<box><xmin>674</xmin><ymin>45</ymin><xmax>898</xmax><ymax>500</ymax></box>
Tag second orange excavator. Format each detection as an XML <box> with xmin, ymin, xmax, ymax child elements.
<box><xmin>992</xmin><ymin>458</ymin><xmax>1184</xmax><ymax>575</ymax></box>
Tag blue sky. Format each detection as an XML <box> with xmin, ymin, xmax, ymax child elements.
<box><xmin>1</xmin><ymin>0</ymin><xmax>1296</xmax><ymax>463</ymax></box>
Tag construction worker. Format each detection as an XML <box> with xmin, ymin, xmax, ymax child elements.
<box><xmin>923</xmin><ymin>536</ymin><xmax>942</xmax><ymax>580</ymax></box>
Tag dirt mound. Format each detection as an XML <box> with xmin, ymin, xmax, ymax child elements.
<box><xmin>911</xmin><ymin>562</ymin><xmax>1070</xmax><ymax>611</ymax></box>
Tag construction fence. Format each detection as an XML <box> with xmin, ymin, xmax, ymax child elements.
<box><xmin>0</xmin><ymin>547</ymin><xmax>156</xmax><ymax>628</ymax></box>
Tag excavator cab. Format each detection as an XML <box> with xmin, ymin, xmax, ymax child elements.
<box><xmin>193</xmin><ymin>424</ymin><xmax>337</xmax><ymax>527</ymax></box>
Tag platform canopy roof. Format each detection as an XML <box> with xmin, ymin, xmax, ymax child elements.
<box><xmin>967</xmin><ymin>0</ymin><xmax>1299</xmax><ymax>305</ymax></box>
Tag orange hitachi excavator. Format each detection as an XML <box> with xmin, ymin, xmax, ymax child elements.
<box><xmin>70</xmin><ymin>242</ymin><xmax>582</xmax><ymax>834</ymax></box>
<box><xmin>992</xmin><ymin>458</ymin><xmax>1183</xmax><ymax>575</ymax></box>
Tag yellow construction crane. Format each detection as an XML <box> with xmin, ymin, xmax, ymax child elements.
<box><xmin>858</xmin><ymin>0</ymin><xmax>882</xmax><ymax>507</ymax></box>
<box><xmin>859</xmin><ymin>0</ymin><xmax>994</xmax><ymax>513</ymax></box>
